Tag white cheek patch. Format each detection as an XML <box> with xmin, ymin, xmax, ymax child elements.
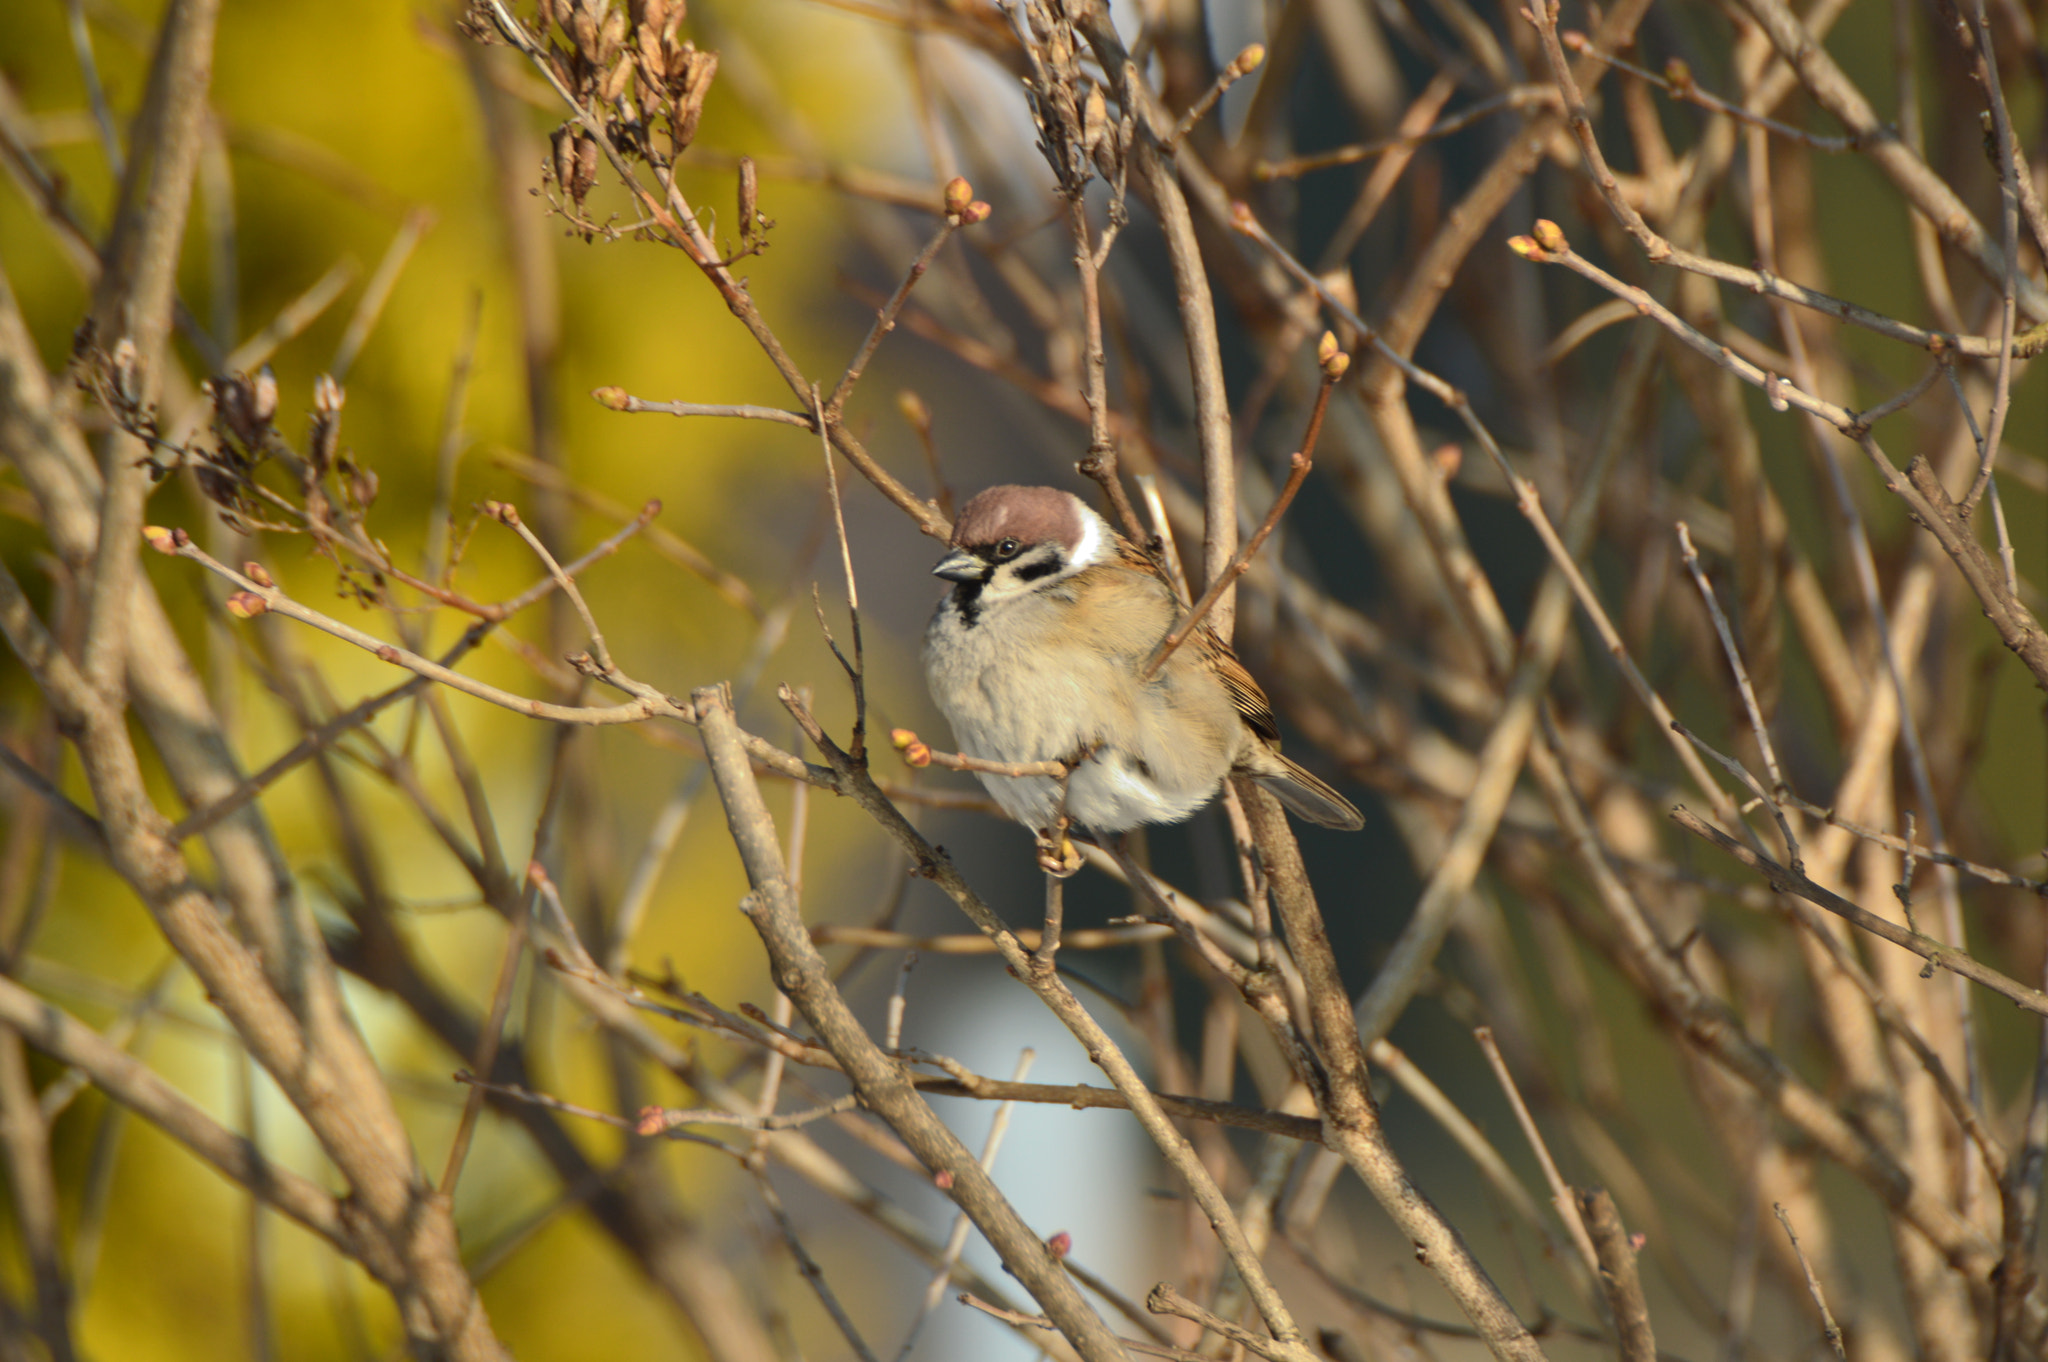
<box><xmin>1067</xmin><ymin>503</ymin><xmax>1108</xmax><ymax>568</ymax></box>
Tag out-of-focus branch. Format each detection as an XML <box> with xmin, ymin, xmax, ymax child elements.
<box><xmin>1727</xmin><ymin>0</ymin><xmax>2048</xmax><ymax>321</ymax></box>
<box><xmin>0</xmin><ymin>976</ymin><xmax>354</xmax><ymax>1257</ymax></box>
<box><xmin>0</xmin><ymin>558</ymin><xmax>506</xmax><ymax>1359</ymax></box>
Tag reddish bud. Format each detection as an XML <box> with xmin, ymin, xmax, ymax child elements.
<box><xmin>1046</xmin><ymin>1231</ymin><xmax>1071</xmax><ymax>1258</ymax></box>
<box><xmin>592</xmin><ymin>386</ymin><xmax>631</xmax><ymax>410</ymax></box>
<box><xmin>933</xmin><ymin>1169</ymin><xmax>955</xmax><ymax>1190</ymax></box>
<box><xmin>143</xmin><ymin>525</ymin><xmax>177</xmax><ymax>554</ymax></box>
<box><xmin>225</xmin><ymin>592</ymin><xmax>268</xmax><ymax>619</ymax></box>
<box><xmin>959</xmin><ymin>200</ymin><xmax>992</xmax><ymax>226</ymax></box>
<box><xmin>243</xmin><ymin>561</ymin><xmax>275</xmax><ymax>588</ymax></box>
<box><xmin>943</xmin><ymin>176</ymin><xmax>973</xmax><ymax>217</ymax></box>
<box><xmin>1532</xmin><ymin>218</ymin><xmax>1568</xmax><ymax>253</ymax></box>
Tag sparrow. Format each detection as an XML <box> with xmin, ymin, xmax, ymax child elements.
<box><xmin>922</xmin><ymin>485</ymin><xmax>1362</xmax><ymax>866</ymax></box>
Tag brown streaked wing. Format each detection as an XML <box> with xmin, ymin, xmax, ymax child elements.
<box><xmin>1198</xmin><ymin>626</ymin><xmax>1280</xmax><ymax>744</ymax></box>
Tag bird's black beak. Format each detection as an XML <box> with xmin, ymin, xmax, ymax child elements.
<box><xmin>931</xmin><ymin>548</ymin><xmax>986</xmax><ymax>583</ymax></box>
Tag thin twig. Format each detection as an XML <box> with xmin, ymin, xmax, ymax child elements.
<box><xmin>439</xmin><ymin>882</ymin><xmax>530</xmax><ymax>1195</ymax></box>
<box><xmin>1960</xmin><ymin>0</ymin><xmax>2022</xmax><ymax>513</ymax></box>
<box><xmin>824</xmin><ymin>190</ymin><xmax>964</xmax><ymax>419</ymax></box>
<box><xmin>814</xmin><ymin>385</ymin><xmax>866</xmax><ymax>761</ymax></box>
<box><xmin>1475</xmin><ymin>1028</ymin><xmax>1599</xmax><ymax>1279</ymax></box>
<box><xmin>486</xmin><ymin>500</ymin><xmax>612</xmax><ymax>673</ymax></box>
<box><xmin>957</xmin><ymin>1294</ymin><xmax>1209</xmax><ymax>1362</ymax></box>
<box><xmin>1254</xmin><ymin>86</ymin><xmax>1558</xmax><ymax>179</ymax></box>
<box><xmin>1772</xmin><ymin>1205</ymin><xmax>1848</xmax><ymax>1360</ymax></box>
<box><xmin>1675</xmin><ymin>525</ymin><xmax>1784</xmax><ymax>797</ymax></box>
<box><xmin>1563</xmin><ymin>34</ymin><xmax>1854</xmax><ymax>150</ymax></box>
<box><xmin>589</xmin><ymin>391</ymin><xmax>816</xmax><ymax>427</ymax></box>
<box><xmin>751</xmin><ymin>1162</ymin><xmax>882</xmax><ymax>1362</ymax></box>
<box><xmin>1166</xmin><ymin>42</ymin><xmax>1265</xmax><ymax>150</ymax></box>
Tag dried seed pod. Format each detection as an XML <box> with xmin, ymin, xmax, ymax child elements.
<box><xmin>349</xmin><ymin>464</ymin><xmax>380</xmax><ymax>510</ymax></box>
<box><xmin>196</xmin><ymin>464</ymin><xmax>241</xmax><ymax>509</ymax></box>
<box><xmin>603</xmin><ymin>54</ymin><xmax>634</xmax><ymax>103</ymax></box>
<box><xmin>572</xmin><ymin>133</ymin><xmax>601</xmax><ymax>201</ymax></box>
<box><xmin>550</xmin><ymin>125</ymin><xmax>576</xmax><ymax>189</ymax></box>
<box><xmin>737</xmin><ymin>155</ymin><xmax>758</xmax><ymax>232</ymax></box>
<box><xmin>599</xmin><ymin>5</ymin><xmax>625</xmax><ymax>62</ymax></box>
<box><xmin>213</xmin><ymin>371</ymin><xmax>273</xmax><ymax>449</ymax></box>
<box><xmin>251</xmin><ymin>365</ymin><xmax>278</xmax><ymax>424</ymax></box>
<box><xmin>672</xmin><ymin>47</ymin><xmax>717</xmax><ymax>147</ymax></box>
<box><xmin>1079</xmin><ymin>83</ymin><xmax>1107</xmax><ymax>157</ymax></box>
<box><xmin>111</xmin><ymin>338</ymin><xmax>141</xmax><ymax>405</ymax></box>
<box><xmin>308</xmin><ymin>376</ymin><xmax>343</xmax><ymax>478</ymax></box>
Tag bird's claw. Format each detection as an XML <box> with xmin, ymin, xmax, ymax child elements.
<box><xmin>1036</xmin><ymin>827</ymin><xmax>1083</xmax><ymax>878</ymax></box>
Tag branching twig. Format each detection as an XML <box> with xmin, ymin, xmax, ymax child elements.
<box><xmin>1672</xmin><ymin>806</ymin><xmax>2048</xmax><ymax>1016</ymax></box>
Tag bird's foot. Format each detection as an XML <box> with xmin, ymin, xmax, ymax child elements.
<box><xmin>1035</xmin><ymin>823</ymin><xmax>1084</xmax><ymax>878</ymax></box>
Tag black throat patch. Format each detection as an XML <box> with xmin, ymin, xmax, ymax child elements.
<box><xmin>951</xmin><ymin>578</ymin><xmax>986</xmax><ymax>628</ymax></box>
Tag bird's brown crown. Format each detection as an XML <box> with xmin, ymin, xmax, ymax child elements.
<box><xmin>948</xmin><ymin>485</ymin><xmax>1086</xmax><ymax>552</ymax></box>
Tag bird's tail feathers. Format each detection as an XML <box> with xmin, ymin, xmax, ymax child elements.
<box><xmin>1257</xmin><ymin>754</ymin><xmax>1364</xmax><ymax>831</ymax></box>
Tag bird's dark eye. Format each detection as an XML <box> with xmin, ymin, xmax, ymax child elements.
<box><xmin>993</xmin><ymin>537</ymin><xmax>1021</xmax><ymax>561</ymax></box>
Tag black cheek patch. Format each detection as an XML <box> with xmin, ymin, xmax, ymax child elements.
<box><xmin>1013</xmin><ymin>559</ymin><xmax>1061</xmax><ymax>584</ymax></box>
